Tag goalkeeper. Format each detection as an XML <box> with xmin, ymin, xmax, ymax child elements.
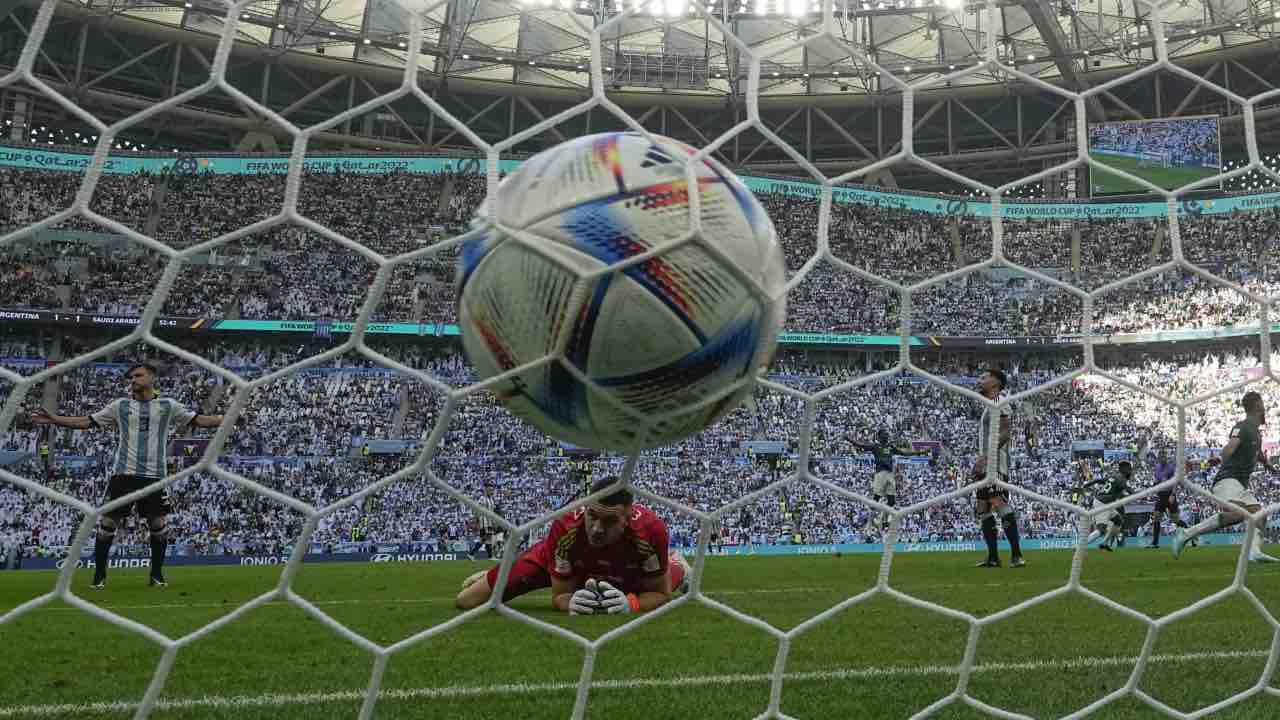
<box><xmin>456</xmin><ymin>477</ymin><xmax>690</xmax><ymax>615</ymax></box>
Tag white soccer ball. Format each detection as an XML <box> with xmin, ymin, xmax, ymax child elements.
<box><xmin>456</xmin><ymin>132</ymin><xmax>786</xmax><ymax>451</ymax></box>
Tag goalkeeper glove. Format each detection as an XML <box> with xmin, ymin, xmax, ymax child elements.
<box><xmin>595</xmin><ymin>580</ymin><xmax>637</xmax><ymax>615</ymax></box>
<box><xmin>569</xmin><ymin>580</ymin><xmax>602</xmax><ymax>616</ymax></box>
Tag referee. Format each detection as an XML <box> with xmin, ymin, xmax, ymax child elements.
<box><xmin>31</xmin><ymin>362</ymin><xmax>224</xmax><ymax>589</ymax></box>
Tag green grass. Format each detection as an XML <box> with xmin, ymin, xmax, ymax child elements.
<box><xmin>1087</xmin><ymin>153</ymin><xmax>1221</xmax><ymax>194</ymax></box>
<box><xmin>2</xmin><ymin>547</ymin><xmax>1279</xmax><ymax>719</ymax></box>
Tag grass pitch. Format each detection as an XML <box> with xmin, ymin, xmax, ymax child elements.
<box><xmin>2</xmin><ymin>547</ymin><xmax>1278</xmax><ymax>719</ymax></box>
<box><xmin>1087</xmin><ymin>154</ymin><xmax>1221</xmax><ymax>195</ymax></box>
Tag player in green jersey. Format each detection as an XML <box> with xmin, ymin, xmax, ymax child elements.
<box><xmin>1172</xmin><ymin>392</ymin><xmax>1277</xmax><ymax>563</ymax></box>
<box><xmin>1081</xmin><ymin>461</ymin><xmax>1132</xmax><ymax>552</ymax></box>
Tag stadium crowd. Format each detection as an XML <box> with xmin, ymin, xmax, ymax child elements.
<box><xmin>3</xmin><ymin>160</ymin><xmax>1280</xmax><ymax>564</ymax></box>
<box><xmin>1</xmin><ymin>166</ymin><xmax>1278</xmax><ymax>337</ymax></box>
<box><xmin>1</xmin><ymin>331</ymin><xmax>1277</xmax><ymax>561</ymax></box>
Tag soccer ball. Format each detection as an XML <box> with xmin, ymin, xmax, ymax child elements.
<box><xmin>456</xmin><ymin>132</ymin><xmax>786</xmax><ymax>451</ymax></box>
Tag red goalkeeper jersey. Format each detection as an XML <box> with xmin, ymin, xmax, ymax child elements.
<box><xmin>539</xmin><ymin>504</ymin><xmax>670</xmax><ymax>589</ymax></box>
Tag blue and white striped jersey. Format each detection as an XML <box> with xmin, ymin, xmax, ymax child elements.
<box><xmin>90</xmin><ymin>397</ymin><xmax>197</xmax><ymax>479</ymax></box>
<box><xmin>978</xmin><ymin>392</ymin><xmax>1013</xmax><ymax>478</ymax></box>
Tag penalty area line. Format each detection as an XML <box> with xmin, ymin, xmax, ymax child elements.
<box><xmin>0</xmin><ymin>649</ymin><xmax>1268</xmax><ymax>717</ymax></box>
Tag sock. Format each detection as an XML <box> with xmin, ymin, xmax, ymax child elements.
<box><xmin>93</xmin><ymin>531</ymin><xmax>114</xmax><ymax>579</ymax></box>
<box><xmin>1151</xmin><ymin>521</ymin><xmax>1161</xmax><ymax>546</ymax></box>
<box><xmin>981</xmin><ymin>515</ymin><xmax>999</xmax><ymax>561</ymax></box>
<box><xmin>149</xmin><ymin>527</ymin><xmax>168</xmax><ymax>577</ymax></box>
<box><xmin>1002</xmin><ymin>514</ymin><xmax>1023</xmax><ymax>558</ymax></box>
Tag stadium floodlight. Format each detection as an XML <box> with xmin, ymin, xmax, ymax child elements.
<box><xmin>666</xmin><ymin>0</ymin><xmax>686</xmax><ymax>15</ymax></box>
<box><xmin>789</xmin><ymin>0</ymin><xmax>805</xmax><ymax>15</ymax></box>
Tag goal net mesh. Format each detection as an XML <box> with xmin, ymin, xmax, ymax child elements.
<box><xmin>0</xmin><ymin>0</ymin><xmax>1277</xmax><ymax>718</ymax></box>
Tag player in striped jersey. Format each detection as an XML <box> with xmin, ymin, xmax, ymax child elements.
<box><xmin>971</xmin><ymin>369</ymin><xmax>1025</xmax><ymax>568</ymax></box>
<box><xmin>31</xmin><ymin>362</ymin><xmax>224</xmax><ymax>588</ymax></box>
<box><xmin>468</xmin><ymin>486</ymin><xmax>499</xmax><ymax>560</ymax></box>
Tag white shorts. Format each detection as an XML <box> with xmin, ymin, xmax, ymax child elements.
<box><xmin>1212</xmin><ymin>477</ymin><xmax>1260</xmax><ymax>508</ymax></box>
<box><xmin>872</xmin><ymin>470</ymin><xmax>896</xmax><ymax>497</ymax></box>
<box><xmin>1092</xmin><ymin>500</ymin><xmax>1121</xmax><ymax>525</ymax></box>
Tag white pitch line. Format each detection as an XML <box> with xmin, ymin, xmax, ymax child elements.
<box><xmin>0</xmin><ymin>649</ymin><xmax>1269</xmax><ymax>718</ymax></box>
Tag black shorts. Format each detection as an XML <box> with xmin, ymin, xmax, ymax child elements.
<box><xmin>104</xmin><ymin>475</ymin><xmax>171</xmax><ymax>519</ymax></box>
<box><xmin>1153</xmin><ymin>493</ymin><xmax>1178</xmax><ymax>514</ymax></box>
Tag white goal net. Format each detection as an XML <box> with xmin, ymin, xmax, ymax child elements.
<box><xmin>1</xmin><ymin>0</ymin><xmax>1278</xmax><ymax>718</ymax></box>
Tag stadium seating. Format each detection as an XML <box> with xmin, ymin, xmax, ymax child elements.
<box><xmin>1</xmin><ymin>334</ymin><xmax>1276</xmax><ymax>559</ymax></box>
<box><xmin>1</xmin><ymin>167</ymin><xmax>1277</xmax><ymax>335</ymax></box>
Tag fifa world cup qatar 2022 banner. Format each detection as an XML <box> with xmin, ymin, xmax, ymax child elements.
<box><xmin>11</xmin><ymin>535</ymin><xmax>1255</xmax><ymax>570</ymax></box>
<box><xmin>18</xmin><ymin>548</ymin><xmax>461</xmax><ymax>571</ymax></box>
<box><xmin>4</xmin><ymin>143</ymin><xmax>1280</xmax><ymax>220</ymax></box>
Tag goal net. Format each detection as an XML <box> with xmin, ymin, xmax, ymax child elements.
<box><xmin>0</xmin><ymin>0</ymin><xmax>1277</xmax><ymax>718</ymax></box>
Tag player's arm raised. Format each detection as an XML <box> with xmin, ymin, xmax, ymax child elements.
<box><xmin>28</xmin><ymin>407</ymin><xmax>94</xmax><ymax>430</ymax></box>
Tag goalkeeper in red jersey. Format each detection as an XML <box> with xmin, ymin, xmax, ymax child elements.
<box><xmin>456</xmin><ymin>478</ymin><xmax>691</xmax><ymax>614</ymax></box>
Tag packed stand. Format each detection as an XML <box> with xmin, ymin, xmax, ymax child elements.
<box><xmin>5</xmin><ymin>164</ymin><xmax>1280</xmax><ymax>336</ymax></box>
<box><xmin>3</xmin><ymin>334</ymin><xmax>1278</xmax><ymax>559</ymax></box>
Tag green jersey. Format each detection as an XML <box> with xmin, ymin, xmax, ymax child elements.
<box><xmin>1217</xmin><ymin>418</ymin><xmax>1263</xmax><ymax>487</ymax></box>
<box><xmin>1092</xmin><ymin>475</ymin><xmax>1129</xmax><ymax>505</ymax></box>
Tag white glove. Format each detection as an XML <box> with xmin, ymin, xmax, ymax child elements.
<box><xmin>595</xmin><ymin>580</ymin><xmax>632</xmax><ymax>615</ymax></box>
<box><xmin>569</xmin><ymin>580</ymin><xmax>601</xmax><ymax>616</ymax></box>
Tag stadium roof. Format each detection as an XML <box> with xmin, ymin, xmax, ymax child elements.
<box><xmin>96</xmin><ymin>0</ymin><xmax>1280</xmax><ymax>98</ymax></box>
